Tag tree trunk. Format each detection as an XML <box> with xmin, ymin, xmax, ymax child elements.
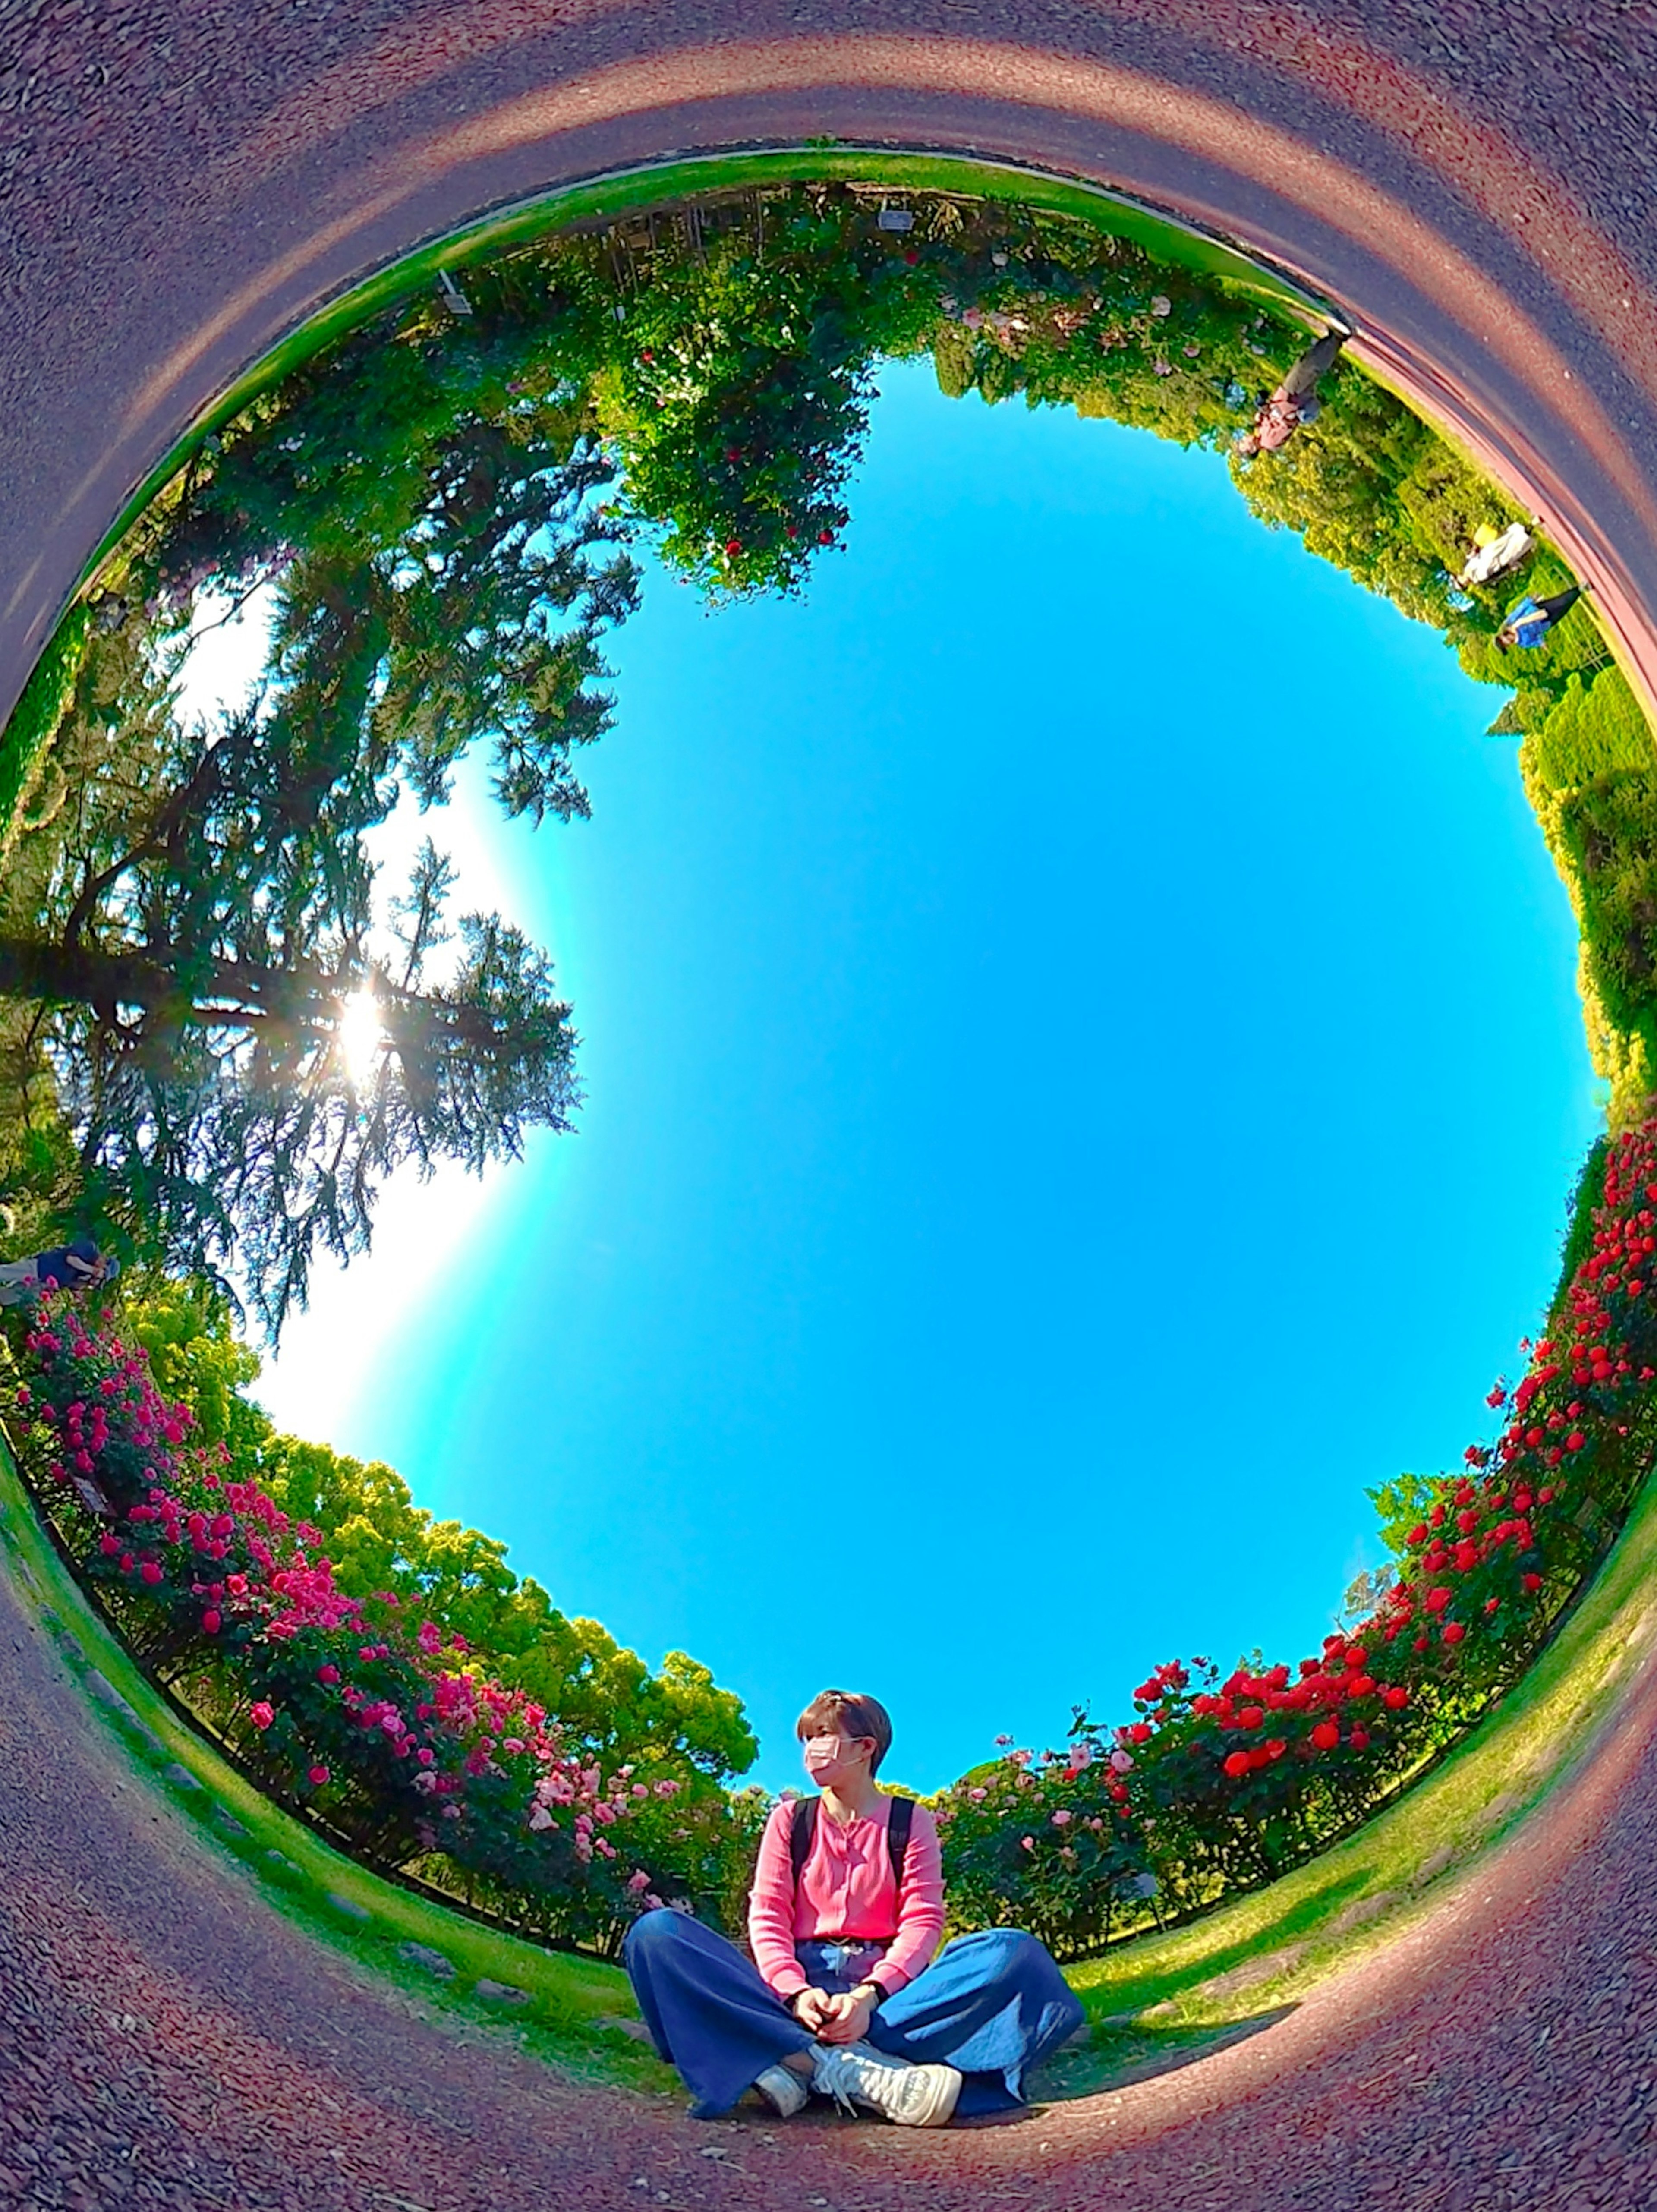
<box><xmin>0</xmin><ymin>935</ymin><xmax>174</xmax><ymax>1013</ymax></box>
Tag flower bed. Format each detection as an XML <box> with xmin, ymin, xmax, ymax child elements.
<box><xmin>933</xmin><ymin>1120</ymin><xmax>1657</xmax><ymax>1957</ymax></box>
<box><xmin>1</xmin><ymin>1296</ymin><xmax>746</xmax><ymax>1954</ymax></box>
<box><xmin>7</xmin><ymin>1125</ymin><xmax>1654</xmax><ymax>1968</ymax></box>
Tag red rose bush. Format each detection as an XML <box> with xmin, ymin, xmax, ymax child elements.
<box><xmin>939</xmin><ymin>1122</ymin><xmax>1657</xmax><ymax>1938</ymax></box>
<box><xmin>8</xmin><ymin>1121</ymin><xmax>1657</xmax><ymax>1960</ymax></box>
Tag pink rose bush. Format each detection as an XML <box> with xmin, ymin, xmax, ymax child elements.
<box><xmin>932</xmin><ymin>1722</ymin><xmax>1153</xmax><ymax>1960</ymax></box>
<box><xmin>9</xmin><ymin>1121</ymin><xmax>1657</xmax><ymax>1960</ymax></box>
<box><xmin>6</xmin><ymin>1294</ymin><xmax>706</xmax><ymax>1948</ymax></box>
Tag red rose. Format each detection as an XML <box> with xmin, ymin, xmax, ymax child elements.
<box><xmin>1223</xmin><ymin>1751</ymin><xmax>1250</xmax><ymax>1778</ymax></box>
<box><xmin>1310</xmin><ymin>1721</ymin><xmax>1340</xmax><ymax>1751</ymax></box>
<box><xmin>1239</xmin><ymin>1706</ymin><xmax>1264</xmax><ymax>1730</ymax></box>
<box><xmin>1442</xmin><ymin>1621</ymin><xmax>1466</xmax><ymax>1645</ymax></box>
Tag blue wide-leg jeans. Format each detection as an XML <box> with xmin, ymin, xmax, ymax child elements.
<box><xmin>622</xmin><ymin>1908</ymin><xmax>1084</xmax><ymax>2120</ymax></box>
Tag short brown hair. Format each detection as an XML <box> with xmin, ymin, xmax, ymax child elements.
<box><xmin>796</xmin><ymin>1689</ymin><xmax>893</xmax><ymax>1776</ymax></box>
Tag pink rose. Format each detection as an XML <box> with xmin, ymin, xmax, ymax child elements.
<box><xmin>250</xmin><ymin>1702</ymin><xmax>274</xmax><ymax>1730</ymax></box>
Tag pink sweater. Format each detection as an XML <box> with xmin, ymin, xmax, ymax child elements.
<box><xmin>747</xmin><ymin>1794</ymin><xmax>946</xmax><ymax>2000</ymax></box>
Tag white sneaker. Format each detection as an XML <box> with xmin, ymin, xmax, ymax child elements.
<box><xmin>810</xmin><ymin>2039</ymin><xmax>961</xmax><ymax>2127</ymax></box>
<box><xmin>753</xmin><ymin>2062</ymin><xmax>810</xmax><ymax>2118</ymax></box>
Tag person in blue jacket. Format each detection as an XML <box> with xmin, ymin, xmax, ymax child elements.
<box><xmin>1496</xmin><ymin>584</ymin><xmax>1587</xmax><ymax>652</ymax></box>
<box><xmin>0</xmin><ymin>1238</ymin><xmax>120</xmax><ymax>1307</ymax></box>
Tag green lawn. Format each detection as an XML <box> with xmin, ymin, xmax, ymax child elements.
<box><xmin>0</xmin><ymin>1426</ymin><xmax>680</xmax><ymax>2098</ymax></box>
<box><xmin>6</xmin><ymin>1411</ymin><xmax>1656</xmax><ymax>2106</ymax></box>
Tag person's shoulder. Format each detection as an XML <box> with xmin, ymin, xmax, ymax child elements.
<box><xmin>768</xmin><ymin>1793</ymin><xmax>809</xmax><ymax>1837</ymax></box>
<box><xmin>887</xmin><ymin>1794</ymin><xmax>939</xmax><ymax>1838</ymax></box>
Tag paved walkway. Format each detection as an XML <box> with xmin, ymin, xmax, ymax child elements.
<box><xmin>4</xmin><ymin>0</ymin><xmax>1657</xmax><ymax>727</ymax></box>
<box><xmin>4</xmin><ymin>1531</ymin><xmax>1656</xmax><ymax>2209</ymax></box>
<box><xmin>6</xmin><ymin>4</ymin><xmax>1657</xmax><ymax>2203</ymax></box>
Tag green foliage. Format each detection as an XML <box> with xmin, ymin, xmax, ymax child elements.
<box><xmin>126</xmin><ymin>289</ymin><xmax>637</xmax><ymax>827</ymax></box>
<box><xmin>1367</xmin><ymin>1472</ymin><xmax>1438</xmax><ymax>1565</ymax></box>
<box><xmin>0</xmin><ymin>603</ymin><xmax>88</xmax><ymax>844</ymax></box>
<box><xmin>124</xmin><ymin>1276</ymin><xmax>265</xmax><ymax>1457</ymax></box>
<box><xmin>1553</xmin><ymin>1135</ymin><xmax>1611</xmax><ymax>1314</ymax></box>
<box><xmin>1531</xmin><ymin>669</ymin><xmax>1656</xmax><ymax>791</ymax></box>
<box><xmin>932</xmin><ymin>1720</ymin><xmax>1153</xmax><ymax>1961</ymax></box>
<box><xmin>1547</xmin><ymin>768</ymin><xmax>1657</xmax><ymax>1048</ymax></box>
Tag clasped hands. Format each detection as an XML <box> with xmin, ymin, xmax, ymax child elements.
<box><xmin>791</xmin><ymin>1984</ymin><xmax>876</xmax><ymax>2045</ymax></box>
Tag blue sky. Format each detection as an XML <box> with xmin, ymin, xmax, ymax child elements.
<box><xmin>249</xmin><ymin>356</ymin><xmax>1600</xmax><ymax>1796</ymax></box>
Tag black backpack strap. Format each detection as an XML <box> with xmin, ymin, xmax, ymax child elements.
<box><xmin>791</xmin><ymin>1792</ymin><xmax>913</xmax><ymax>1894</ymax></box>
<box><xmin>886</xmin><ymin>1794</ymin><xmax>914</xmax><ymax>1892</ymax></box>
<box><xmin>789</xmin><ymin>1793</ymin><xmax>819</xmax><ymax>1890</ymax></box>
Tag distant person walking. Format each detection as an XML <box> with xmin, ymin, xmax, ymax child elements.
<box><xmin>0</xmin><ymin>1238</ymin><xmax>119</xmax><ymax>1307</ymax></box>
<box><xmin>1236</xmin><ymin>328</ymin><xmax>1347</xmax><ymax>457</ymax></box>
<box><xmin>1456</xmin><ymin>520</ymin><xmax>1535</xmax><ymax>590</ymax></box>
<box><xmin>1495</xmin><ymin>584</ymin><xmax>1587</xmax><ymax>652</ymax></box>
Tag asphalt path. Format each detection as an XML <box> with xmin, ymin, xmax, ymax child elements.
<box><xmin>5</xmin><ymin>3</ymin><xmax>1657</xmax><ymax>2205</ymax></box>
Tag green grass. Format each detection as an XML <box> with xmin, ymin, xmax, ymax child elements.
<box><xmin>7</xmin><ymin>1404</ymin><xmax>1657</xmax><ymax>2110</ymax></box>
<box><xmin>69</xmin><ymin>144</ymin><xmax>1329</xmax><ymax>615</ymax></box>
<box><xmin>0</xmin><ymin>1424</ymin><xmax>682</xmax><ymax>2099</ymax></box>
<box><xmin>1050</xmin><ymin>1454</ymin><xmax>1657</xmax><ymax>2073</ymax></box>
<box><xmin>0</xmin><ymin>603</ymin><xmax>88</xmax><ymax>848</ymax></box>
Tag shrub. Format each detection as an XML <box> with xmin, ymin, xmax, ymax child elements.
<box><xmin>3</xmin><ymin>1294</ymin><xmax>735</xmax><ymax>1950</ymax></box>
<box><xmin>933</xmin><ymin>1719</ymin><xmax>1153</xmax><ymax>1961</ymax></box>
<box><xmin>1531</xmin><ymin>670</ymin><xmax>1656</xmax><ymax>792</ymax></box>
<box><xmin>1065</xmin><ymin>1119</ymin><xmax>1657</xmax><ymax>1923</ymax></box>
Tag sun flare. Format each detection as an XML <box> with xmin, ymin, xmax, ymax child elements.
<box><xmin>335</xmin><ymin>986</ymin><xmax>387</xmax><ymax>1090</ymax></box>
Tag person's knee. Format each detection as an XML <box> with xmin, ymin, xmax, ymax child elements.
<box><xmin>985</xmin><ymin>1927</ymin><xmax>1046</xmax><ymax>1966</ymax></box>
<box><xmin>986</xmin><ymin>1928</ymin><xmax>1077</xmax><ymax>1991</ymax></box>
<box><xmin>624</xmin><ymin>1905</ymin><xmax>690</xmax><ymax>1966</ymax></box>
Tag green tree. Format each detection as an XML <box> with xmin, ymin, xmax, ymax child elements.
<box><xmin>254</xmin><ymin>1428</ymin><xmax>757</xmax><ymax>1778</ymax></box>
<box><xmin>0</xmin><ymin>625</ymin><xmax>581</xmax><ymax>1339</ymax></box>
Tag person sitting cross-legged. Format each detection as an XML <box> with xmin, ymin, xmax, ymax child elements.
<box><xmin>622</xmin><ymin>1688</ymin><xmax>1084</xmax><ymax>2125</ymax></box>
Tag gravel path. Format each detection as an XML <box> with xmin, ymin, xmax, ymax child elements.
<box><xmin>7</xmin><ymin>4</ymin><xmax>1657</xmax><ymax>2203</ymax></box>
<box><xmin>3</xmin><ymin>0</ymin><xmax>1657</xmax><ymax>721</ymax></box>
<box><xmin>6</xmin><ymin>1535</ymin><xmax>1657</xmax><ymax>2210</ymax></box>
